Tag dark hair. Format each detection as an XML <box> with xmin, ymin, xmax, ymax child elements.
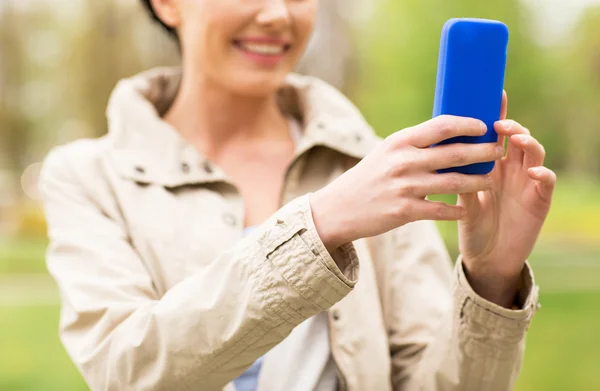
<box><xmin>140</xmin><ymin>0</ymin><xmax>178</xmax><ymax>39</ymax></box>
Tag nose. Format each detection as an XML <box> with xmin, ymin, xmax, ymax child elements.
<box><xmin>256</xmin><ymin>0</ymin><xmax>291</xmax><ymax>30</ymax></box>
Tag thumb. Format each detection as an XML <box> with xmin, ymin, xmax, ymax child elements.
<box><xmin>457</xmin><ymin>192</ymin><xmax>481</xmax><ymax>218</ymax></box>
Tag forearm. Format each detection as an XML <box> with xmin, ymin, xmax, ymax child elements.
<box><xmin>462</xmin><ymin>262</ymin><xmax>524</xmax><ymax>308</ymax></box>
<box><xmin>401</xmin><ymin>258</ymin><xmax>539</xmax><ymax>391</ymax></box>
<box><xmin>49</xmin><ymin>196</ymin><xmax>359</xmax><ymax>391</ymax></box>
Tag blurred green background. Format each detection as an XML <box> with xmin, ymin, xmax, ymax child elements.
<box><xmin>1</xmin><ymin>0</ymin><xmax>599</xmax><ymax>390</ymax></box>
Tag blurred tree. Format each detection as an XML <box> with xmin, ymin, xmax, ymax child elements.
<box><xmin>67</xmin><ymin>0</ymin><xmax>178</xmax><ymax>137</ymax></box>
<box><xmin>0</xmin><ymin>2</ymin><xmax>31</xmax><ymax>178</ymax></box>
<box><xmin>562</xmin><ymin>6</ymin><xmax>600</xmax><ymax>176</ymax></box>
<box><xmin>352</xmin><ymin>0</ymin><xmax>568</xmax><ymax>171</ymax></box>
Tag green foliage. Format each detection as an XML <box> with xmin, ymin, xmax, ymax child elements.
<box><xmin>352</xmin><ymin>0</ymin><xmax>583</xmax><ymax>173</ymax></box>
<box><xmin>514</xmin><ymin>291</ymin><xmax>600</xmax><ymax>391</ymax></box>
<box><xmin>0</xmin><ymin>305</ymin><xmax>88</xmax><ymax>391</ymax></box>
<box><xmin>558</xmin><ymin>6</ymin><xmax>600</xmax><ymax>175</ymax></box>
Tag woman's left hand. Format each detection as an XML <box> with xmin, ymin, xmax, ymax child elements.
<box><xmin>458</xmin><ymin>91</ymin><xmax>556</xmax><ymax>308</ymax></box>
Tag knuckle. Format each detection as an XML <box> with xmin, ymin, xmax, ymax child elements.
<box><xmin>435</xmin><ymin>204</ymin><xmax>449</xmax><ymax>219</ymax></box>
<box><xmin>447</xmin><ymin>175</ymin><xmax>462</xmax><ymax>193</ymax></box>
<box><xmin>385</xmin><ymin>130</ymin><xmax>408</xmax><ymax>149</ymax></box>
<box><xmin>484</xmin><ymin>175</ymin><xmax>493</xmax><ymax>189</ymax></box>
<box><xmin>382</xmin><ymin>158</ymin><xmax>396</xmax><ymax>177</ymax></box>
<box><xmin>436</xmin><ymin>116</ymin><xmax>456</xmax><ymax>138</ymax></box>
<box><xmin>388</xmin><ymin>150</ymin><xmax>417</xmax><ymax>176</ymax></box>
<box><xmin>479</xmin><ymin>176</ymin><xmax>491</xmax><ymax>190</ymax></box>
<box><xmin>384</xmin><ymin>157</ymin><xmax>404</xmax><ymax>177</ymax></box>
<box><xmin>398</xmin><ymin>182</ymin><xmax>416</xmax><ymax>197</ymax></box>
<box><xmin>384</xmin><ymin>133</ymin><xmax>399</xmax><ymax>148</ymax></box>
<box><xmin>450</xmin><ymin>149</ymin><xmax>467</xmax><ymax>165</ymax></box>
<box><xmin>392</xmin><ymin>201</ymin><xmax>412</xmax><ymax>222</ymax></box>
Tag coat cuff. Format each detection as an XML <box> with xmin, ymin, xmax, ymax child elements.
<box><xmin>454</xmin><ymin>256</ymin><xmax>540</xmax><ymax>357</ymax></box>
<box><xmin>256</xmin><ymin>194</ymin><xmax>359</xmax><ymax>323</ymax></box>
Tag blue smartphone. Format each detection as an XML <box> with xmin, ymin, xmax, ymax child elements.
<box><xmin>432</xmin><ymin>18</ymin><xmax>509</xmax><ymax>175</ymax></box>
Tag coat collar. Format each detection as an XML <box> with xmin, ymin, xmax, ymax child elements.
<box><xmin>105</xmin><ymin>67</ymin><xmax>380</xmax><ymax>187</ymax></box>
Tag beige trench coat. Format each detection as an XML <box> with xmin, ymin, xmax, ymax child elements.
<box><xmin>40</xmin><ymin>67</ymin><xmax>539</xmax><ymax>391</ymax></box>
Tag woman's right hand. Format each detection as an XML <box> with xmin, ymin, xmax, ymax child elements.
<box><xmin>310</xmin><ymin>115</ymin><xmax>506</xmax><ymax>252</ymax></box>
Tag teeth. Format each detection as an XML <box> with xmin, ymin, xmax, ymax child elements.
<box><xmin>240</xmin><ymin>43</ymin><xmax>285</xmax><ymax>55</ymax></box>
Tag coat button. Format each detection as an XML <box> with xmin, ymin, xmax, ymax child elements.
<box><xmin>134</xmin><ymin>166</ymin><xmax>145</xmax><ymax>174</ymax></box>
<box><xmin>203</xmin><ymin>161</ymin><xmax>213</xmax><ymax>174</ymax></box>
<box><xmin>222</xmin><ymin>213</ymin><xmax>237</xmax><ymax>227</ymax></box>
<box><xmin>355</xmin><ymin>134</ymin><xmax>363</xmax><ymax>142</ymax></box>
<box><xmin>332</xmin><ymin>310</ymin><xmax>341</xmax><ymax>321</ymax></box>
<box><xmin>181</xmin><ymin>162</ymin><xmax>190</xmax><ymax>173</ymax></box>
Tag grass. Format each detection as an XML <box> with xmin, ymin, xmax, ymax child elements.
<box><xmin>1</xmin><ymin>292</ymin><xmax>599</xmax><ymax>391</ymax></box>
<box><xmin>514</xmin><ymin>291</ymin><xmax>600</xmax><ymax>391</ymax></box>
<box><xmin>0</xmin><ymin>236</ymin><xmax>48</xmax><ymax>275</ymax></box>
<box><xmin>0</xmin><ymin>305</ymin><xmax>88</xmax><ymax>391</ymax></box>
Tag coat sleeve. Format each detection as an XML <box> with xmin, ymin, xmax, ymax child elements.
<box><xmin>39</xmin><ymin>147</ymin><xmax>359</xmax><ymax>391</ymax></box>
<box><xmin>384</xmin><ymin>220</ymin><xmax>539</xmax><ymax>391</ymax></box>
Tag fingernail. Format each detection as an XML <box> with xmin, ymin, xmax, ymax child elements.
<box><xmin>480</xmin><ymin>121</ymin><xmax>487</xmax><ymax>134</ymax></box>
<box><xmin>496</xmin><ymin>146</ymin><xmax>505</xmax><ymax>156</ymax></box>
<box><xmin>501</xmin><ymin>120</ymin><xmax>513</xmax><ymax>130</ymax></box>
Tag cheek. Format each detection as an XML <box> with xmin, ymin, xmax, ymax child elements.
<box><xmin>180</xmin><ymin>1</ymin><xmax>238</xmax><ymax>59</ymax></box>
<box><xmin>292</xmin><ymin>5</ymin><xmax>318</xmax><ymax>52</ymax></box>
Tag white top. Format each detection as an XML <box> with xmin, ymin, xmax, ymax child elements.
<box><xmin>232</xmin><ymin>119</ymin><xmax>337</xmax><ymax>391</ymax></box>
<box><xmin>256</xmin><ymin>311</ymin><xmax>337</xmax><ymax>391</ymax></box>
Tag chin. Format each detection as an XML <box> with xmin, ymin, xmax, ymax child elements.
<box><xmin>222</xmin><ymin>68</ymin><xmax>290</xmax><ymax>98</ymax></box>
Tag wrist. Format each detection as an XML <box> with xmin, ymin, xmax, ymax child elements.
<box><xmin>309</xmin><ymin>190</ymin><xmax>346</xmax><ymax>253</ymax></box>
<box><xmin>462</xmin><ymin>262</ymin><xmax>524</xmax><ymax>308</ymax></box>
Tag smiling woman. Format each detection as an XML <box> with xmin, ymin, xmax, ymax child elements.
<box><xmin>38</xmin><ymin>0</ymin><xmax>555</xmax><ymax>390</ymax></box>
<box><xmin>146</xmin><ymin>0</ymin><xmax>316</xmax><ymax>96</ymax></box>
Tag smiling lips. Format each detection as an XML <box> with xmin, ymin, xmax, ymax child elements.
<box><xmin>233</xmin><ymin>38</ymin><xmax>292</xmax><ymax>66</ymax></box>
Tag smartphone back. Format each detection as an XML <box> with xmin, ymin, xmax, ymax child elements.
<box><xmin>433</xmin><ymin>18</ymin><xmax>509</xmax><ymax>175</ymax></box>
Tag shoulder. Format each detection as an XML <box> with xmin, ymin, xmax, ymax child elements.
<box><xmin>40</xmin><ymin>137</ymin><xmax>111</xmax><ymax>196</ymax></box>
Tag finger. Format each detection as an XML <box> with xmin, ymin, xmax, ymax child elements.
<box><xmin>527</xmin><ymin>166</ymin><xmax>556</xmax><ymax>202</ymax></box>
<box><xmin>495</xmin><ymin>120</ymin><xmax>530</xmax><ymax>164</ymax></box>
<box><xmin>494</xmin><ymin>119</ymin><xmax>531</xmax><ymax>137</ymax></box>
<box><xmin>510</xmin><ymin>134</ymin><xmax>546</xmax><ymax>169</ymax></box>
<box><xmin>497</xmin><ymin>135</ymin><xmax>506</xmax><ymax>156</ymax></box>
<box><xmin>402</xmin><ymin>115</ymin><xmax>487</xmax><ymax>148</ymax></box>
<box><xmin>500</xmin><ymin>90</ymin><xmax>508</xmax><ymax>120</ymax></box>
<box><xmin>407</xmin><ymin>199</ymin><xmax>466</xmax><ymax>222</ymax></box>
<box><xmin>424</xmin><ymin>142</ymin><xmax>505</xmax><ymax>170</ymax></box>
<box><xmin>497</xmin><ymin>91</ymin><xmax>508</xmax><ymax>148</ymax></box>
<box><xmin>414</xmin><ymin>173</ymin><xmax>492</xmax><ymax>196</ymax></box>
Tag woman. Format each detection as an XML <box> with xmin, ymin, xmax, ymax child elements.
<box><xmin>40</xmin><ymin>0</ymin><xmax>555</xmax><ymax>390</ymax></box>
